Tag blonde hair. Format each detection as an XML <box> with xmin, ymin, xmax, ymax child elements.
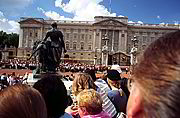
<box><xmin>107</xmin><ymin>78</ymin><xmax>121</xmax><ymax>89</ymax></box>
<box><xmin>72</xmin><ymin>73</ymin><xmax>96</xmax><ymax>96</ymax></box>
<box><xmin>77</xmin><ymin>89</ymin><xmax>103</xmax><ymax>115</ymax></box>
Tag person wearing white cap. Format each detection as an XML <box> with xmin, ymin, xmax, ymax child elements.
<box><xmin>111</xmin><ymin>62</ymin><xmax>122</xmax><ymax>74</ymax></box>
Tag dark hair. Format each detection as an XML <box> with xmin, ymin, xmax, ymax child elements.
<box><xmin>84</xmin><ymin>69</ymin><xmax>97</xmax><ymax>81</ymax></box>
<box><xmin>51</xmin><ymin>22</ymin><xmax>57</xmax><ymax>28</ymax></box>
<box><xmin>132</xmin><ymin>30</ymin><xmax>180</xmax><ymax>117</ymax></box>
<box><xmin>0</xmin><ymin>84</ymin><xmax>47</xmax><ymax>118</ymax></box>
<box><xmin>33</xmin><ymin>74</ymin><xmax>68</xmax><ymax>118</ymax></box>
<box><xmin>114</xmin><ymin>62</ymin><xmax>118</xmax><ymax>64</ymax></box>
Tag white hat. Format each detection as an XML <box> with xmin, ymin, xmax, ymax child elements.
<box><xmin>111</xmin><ymin>64</ymin><xmax>122</xmax><ymax>74</ymax></box>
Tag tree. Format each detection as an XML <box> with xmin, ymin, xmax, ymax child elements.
<box><xmin>0</xmin><ymin>31</ymin><xmax>8</xmax><ymax>49</ymax></box>
<box><xmin>9</xmin><ymin>33</ymin><xmax>19</xmax><ymax>48</ymax></box>
<box><xmin>0</xmin><ymin>30</ymin><xmax>19</xmax><ymax>56</ymax></box>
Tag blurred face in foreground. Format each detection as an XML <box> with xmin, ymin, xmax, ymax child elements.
<box><xmin>127</xmin><ymin>31</ymin><xmax>180</xmax><ymax>118</ymax></box>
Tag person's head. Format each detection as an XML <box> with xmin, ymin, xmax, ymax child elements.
<box><xmin>114</xmin><ymin>62</ymin><xmax>118</xmax><ymax>65</ymax></box>
<box><xmin>12</xmin><ymin>72</ymin><xmax>15</xmax><ymax>76</ymax></box>
<box><xmin>51</xmin><ymin>22</ymin><xmax>57</xmax><ymax>28</ymax></box>
<box><xmin>84</xmin><ymin>69</ymin><xmax>97</xmax><ymax>81</ymax></box>
<box><xmin>111</xmin><ymin>64</ymin><xmax>122</xmax><ymax>74</ymax></box>
<box><xmin>107</xmin><ymin>70</ymin><xmax>121</xmax><ymax>89</ymax></box>
<box><xmin>77</xmin><ymin>89</ymin><xmax>103</xmax><ymax>117</ymax></box>
<box><xmin>33</xmin><ymin>74</ymin><xmax>68</xmax><ymax>118</ymax></box>
<box><xmin>127</xmin><ymin>30</ymin><xmax>180</xmax><ymax>118</ymax></box>
<box><xmin>72</xmin><ymin>73</ymin><xmax>96</xmax><ymax>96</ymax></box>
<box><xmin>0</xmin><ymin>84</ymin><xmax>47</xmax><ymax>118</ymax></box>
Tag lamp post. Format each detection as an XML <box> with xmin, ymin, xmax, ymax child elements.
<box><xmin>94</xmin><ymin>47</ymin><xmax>97</xmax><ymax>65</ymax></box>
<box><xmin>130</xmin><ymin>36</ymin><xmax>138</xmax><ymax>66</ymax></box>
<box><xmin>102</xmin><ymin>33</ymin><xmax>109</xmax><ymax>66</ymax></box>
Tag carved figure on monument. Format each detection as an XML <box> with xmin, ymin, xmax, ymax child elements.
<box><xmin>130</xmin><ymin>47</ymin><xmax>137</xmax><ymax>65</ymax></box>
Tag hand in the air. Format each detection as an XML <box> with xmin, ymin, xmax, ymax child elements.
<box><xmin>65</xmin><ymin>105</ymin><xmax>78</xmax><ymax>116</ymax></box>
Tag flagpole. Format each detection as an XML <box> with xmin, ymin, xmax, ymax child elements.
<box><xmin>109</xmin><ymin>0</ymin><xmax>112</xmax><ymax>13</ymax></box>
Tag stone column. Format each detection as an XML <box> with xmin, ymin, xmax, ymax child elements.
<box><xmin>93</xmin><ymin>29</ymin><xmax>96</xmax><ymax>51</ymax></box>
<box><xmin>99</xmin><ymin>29</ymin><xmax>102</xmax><ymax>50</ymax></box>
<box><xmin>19</xmin><ymin>28</ymin><xmax>23</xmax><ymax>48</ymax></box>
<box><xmin>101</xmin><ymin>51</ymin><xmax>104</xmax><ymax>65</ymax></box>
<box><xmin>118</xmin><ymin>30</ymin><xmax>122</xmax><ymax>51</ymax></box>
<box><xmin>111</xmin><ymin>30</ymin><xmax>114</xmax><ymax>52</ymax></box>
<box><xmin>123</xmin><ymin>30</ymin><xmax>127</xmax><ymax>53</ymax></box>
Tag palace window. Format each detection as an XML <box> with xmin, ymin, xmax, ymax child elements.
<box><xmin>73</xmin><ymin>42</ymin><xmax>77</xmax><ymax>50</ymax></box>
<box><xmin>74</xmin><ymin>34</ymin><xmax>77</xmax><ymax>39</ymax></box>
<box><xmin>89</xmin><ymin>35</ymin><xmax>92</xmax><ymax>39</ymax></box>
<box><xmin>88</xmin><ymin>45</ymin><xmax>92</xmax><ymax>50</ymax></box>
<box><xmin>70</xmin><ymin>29</ymin><xmax>74</xmax><ymax>33</ymax></box>
<box><xmin>142</xmin><ymin>36</ymin><xmax>147</xmax><ymax>43</ymax></box>
<box><xmin>63</xmin><ymin>28</ymin><xmax>66</xmax><ymax>32</ymax></box>
<box><xmin>30</xmin><ymin>32</ymin><xmax>32</xmax><ymax>37</ymax></box>
<box><xmin>80</xmin><ymin>42</ymin><xmax>84</xmax><ymax>50</ymax></box>
<box><xmin>85</xmin><ymin>34</ymin><xmax>88</xmax><ymax>39</ymax></box>
<box><xmin>82</xmin><ymin>34</ymin><xmax>84</xmax><ymax>39</ymax></box>
<box><xmin>85</xmin><ymin>29</ymin><xmax>89</xmax><ymax>33</ymax></box>
<box><xmin>150</xmin><ymin>37</ymin><xmax>155</xmax><ymax>42</ymax></box>
<box><xmin>35</xmin><ymin>33</ymin><xmax>38</xmax><ymax>37</ymax></box>
<box><xmin>78</xmin><ymin>29</ymin><xmax>81</xmax><ymax>33</ymax></box>
<box><xmin>67</xmin><ymin>33</ymin><xmax>70</xmax><ymax>39</ymax></box>
<box><xmin>66</xmin><ymin>42</ymin><xmax>70</xmax><ymax>50</ymax></box>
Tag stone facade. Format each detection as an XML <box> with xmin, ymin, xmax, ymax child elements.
<box><xmin>17</xmin><ymin>16</ymin><xmax>180</xmax><ymax>65</ymax></box>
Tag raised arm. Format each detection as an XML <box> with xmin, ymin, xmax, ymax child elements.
<box><xmin>43</xmin><ymin>31</ymin><xmax>50</xmax><ymax>42</ymax></box>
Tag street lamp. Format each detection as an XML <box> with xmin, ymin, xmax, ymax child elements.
<box><xmin>94</xmin><ymin>47</ymin><xmax>97</xmax><ymax>65</ymax></box>
<box><xmin>130</xmin><ymin>36</ymin><xmax>138</xmax><ymax>66</ymax></box>
<box><xmin>102</xmin><ymin>33</ymin><xmax>109</xmax><ymax>66</ymax></box>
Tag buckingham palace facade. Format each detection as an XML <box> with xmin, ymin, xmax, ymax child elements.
<box><xmin>17</xmin><ymin>16</ymin><xmax>180</xmax><ymax>65</ymax></box>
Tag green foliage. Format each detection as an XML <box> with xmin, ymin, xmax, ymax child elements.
<box><xmin>0</xmin><ymin>30</ymin><xmax>19</xmax><ymax>49</ymax></box>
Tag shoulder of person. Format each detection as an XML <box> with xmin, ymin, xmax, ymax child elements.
<box><xmin>59</xmin><ymin>112</ymin><xmax>73</xmax><ymax>118</ymax></box>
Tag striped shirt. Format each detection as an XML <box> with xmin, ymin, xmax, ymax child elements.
<box><xmin>97</xmin><ymin>87</ymin><xmax>117</xmax><ymax>117</ymax></box>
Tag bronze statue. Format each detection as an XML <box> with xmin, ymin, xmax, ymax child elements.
<box><xmin>29</xmin><ymin>22</ymin><xmax>66</xmax><ymax>73</ymax></box>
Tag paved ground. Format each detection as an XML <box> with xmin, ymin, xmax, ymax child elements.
<box><xmin>0</xmin><ymin>69</ymin><xmax>33</xmax><ymax>76</ymax></box>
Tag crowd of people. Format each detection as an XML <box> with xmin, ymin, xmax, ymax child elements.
<box><xmin>0</xmin><ymin>59</ymin><xmax>112</xmax><ymax>73</ymax></box>
<box><xmin>0</xmin><ymin>72</ymin><xmax>29</xmax><ymax>90</ymax></box>
<box><xmin>0</xmin><ymin>59</ymin><xmax>38</xmax><ymax>70</ymax></box>
<box><xmin>0</xmin><ymin>30</ymin><xmax>180</xmax><ymax>118</ymax></box>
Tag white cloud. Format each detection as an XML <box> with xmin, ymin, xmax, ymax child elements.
<box><xmin>38</xmin><ymin>0</ymin><xmax>125</xmax><ymax>21</ymax></box>
<box><xmin>54</xmin><ymin>0</ymin><xmax>117</xmax><ymax>21</ymax></box>
<box><xmin>37</xmin><ymin>7</ymin><xmax>72</xmax><ymax>20</ymax></box>
<box><xmin>159</xmin><ymin>22</ymin><xmax>165</xmax><ymax>25</ymax></box>
<box><xmin>128</xmin><ymin>21</ymin><xmax>135</xmax><ymax>24</ymax></box>
<box><xmin>0</xmin><ymin>11</ymin><xmax>4</xmax><ymax>18</ymax></box>
<box><xmin>157</xmin><ymin>15</ymin><xmax>160</xmax><ymax>19</ymax></box>
<box><xmin>0</xmin><ymin>11</ymin><xmax>19</xmax><ymax>34</ymax></box>
<box><xmin>0</xmin><ymin>0</ymin><xmax>33</xmax><ymax>9</ymax></box>
<box><xmin>174</xmin><ymin>21</ymin><xmax>179</xmax><ymax>25</ymax></box>
<box><xmin>137</xmin><ymin>21</ymin><xmax>143</xmax><ymax>24</ymax></box>
<box><xmin>118</xmin><ymin>15</ymin><xmax>124</xmax><ymax>17</ymax></box>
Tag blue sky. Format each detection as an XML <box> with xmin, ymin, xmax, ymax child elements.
<box><xmin>0</xmin><ymin>0</ymin><xmax>180</xmax><ymax>34</ymax></box>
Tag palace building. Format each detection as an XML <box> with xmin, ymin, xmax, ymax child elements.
<box><xmin>17</xmin><ymin>16</ymin><xmax>179</xmax><ymax>65</ymax></box>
